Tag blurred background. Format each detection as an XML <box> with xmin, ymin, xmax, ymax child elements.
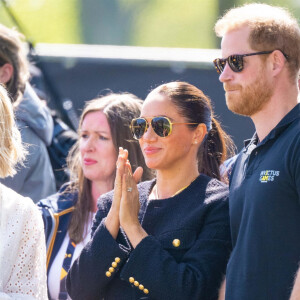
<box><xmin>1</xmin><ymin>0</ymin><xmax>299</xmax><ymax>149</ymax></box>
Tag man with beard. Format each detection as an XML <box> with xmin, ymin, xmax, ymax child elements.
<box><xmin>213</xmin><ymin>3</ymin><xmax>300</xmax><ymax>300</ymax></box>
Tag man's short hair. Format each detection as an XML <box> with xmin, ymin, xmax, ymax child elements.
<box><xmin>0</xmin><ymin>24</ymin><xmax>29</xmax><ymax>102</ymax></box>
<box><xmin>214</xmin><ymin>3</ymin><xmax>300</xmax><ymax>81</ymax></box>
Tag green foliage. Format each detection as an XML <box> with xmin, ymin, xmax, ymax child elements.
<box><xmin>0</xmin><ymin>0</ymin><xmax>299</xmax><ymax>48</ymax></box>
<box><xmin>129</xmin><ymin>0</ymin><xmax>218</xmax><ymax>48</ymax></box>
<box><xmin>0</xmin><ymin>0</ymin><xmax>81</xmax><ymax>44</ymax></box>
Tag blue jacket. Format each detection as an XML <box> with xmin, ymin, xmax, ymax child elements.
<box><xmin>67</xmin><ymin>175</ymin><xmax>231</xmax><ymax>300</ymax></box>
<box><xmin>37</xmin><ymin>184</ymin><xmax>77</xmax><ymax>272</ymax></box>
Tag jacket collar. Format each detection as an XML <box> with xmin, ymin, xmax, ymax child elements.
<box><xmin>243</xmin><ymin>103</ymin><xmax>300</xmax><ymax>153</ymax></box>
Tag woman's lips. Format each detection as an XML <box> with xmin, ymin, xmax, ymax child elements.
<box><xmin>143</xmin><ymin>146</ymin><xmax>161</xmax><ymax>155</ymax></box>
<box><xmin>83</xmin><ymin>158</ymin><xmax>98</xmax><ymax>165</ymax></box>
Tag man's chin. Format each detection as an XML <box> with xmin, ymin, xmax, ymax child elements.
<box><xmin>226</xmin><ymin>99</ymin><xmax>251</xmax><ymax>116</ymax></box>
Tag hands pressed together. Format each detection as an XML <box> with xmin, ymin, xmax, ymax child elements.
<box><xmin>105</xmin><ymin>148</ymin><xmax>148</xmax><ymax>248</ymax></box>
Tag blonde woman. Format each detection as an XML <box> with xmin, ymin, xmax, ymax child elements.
<box><xmin>0</xmin><ymin>84</ymin><xmax>48</xmax><ymax>299</ymax></box>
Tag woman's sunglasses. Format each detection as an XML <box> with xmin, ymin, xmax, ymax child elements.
<box><xmin>130</xmin><ymin>116</ymin><xmax>198</xmax><ymax>139</ymax></box>
<box><xmin>213</xmin><ymin>50</ymin><xmax>288</xmax><ymax>74</ymax></box>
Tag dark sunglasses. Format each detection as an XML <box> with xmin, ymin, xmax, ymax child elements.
<box><xmin>130</xmin><ymin>116</ymin><xmax>198</xmax><ymax>139</ymax></box>
<box><xmin>213</xmin><ymin>50</ymin><xmax>289</xmax><ymax>74</ymax></box>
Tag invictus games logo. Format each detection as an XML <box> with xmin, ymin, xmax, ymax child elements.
<box><xmin>259</xmin><ymin>170</ymin><xmax>280</xmax><ymax>183</ymax></box>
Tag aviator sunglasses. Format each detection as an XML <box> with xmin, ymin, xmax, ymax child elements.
<box><xmin>130</xmin><ymin>116</ymin><xmax>198</xmax><ymax>139</ymax></box>
<box><xmin>213</xmin><ymin>50</ymin><xmax>289</xmax><ymax>74</ymax></box>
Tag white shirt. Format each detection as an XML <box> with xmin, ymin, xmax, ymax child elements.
<box><xmin>48</xmin><ymin>214</ymin><xmax>95</xmax><ymax>300</ymax></box>
<box><xmin>0</xmin><ymin>183</ymin><xmax>48</xmax><ymax>300</ymax></box>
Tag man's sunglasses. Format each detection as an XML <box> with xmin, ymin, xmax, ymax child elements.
<box><xmin>213</xmin><ymin>50</ymin><xmax>289</xmax><ymax>74</ymax></box>
<box><xmin>130</xmin><ymin>116</ymin><xmax>198</xmax><ymax>139</ymax></box>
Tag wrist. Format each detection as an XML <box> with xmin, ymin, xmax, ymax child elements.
<box><xmin>122</xmin><ymin>223</ymin><xmax>148</xmax><ymax>248</ymax></box>
<box><xmin>105</xmin><ymin>211</ymin><xmax>120</xmax><ymax>239</ymax></box>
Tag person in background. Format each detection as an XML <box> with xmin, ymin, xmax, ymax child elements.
<box><xmin>67</xmin><ymin>81</ymin><xmax>235</xmax><ymax>300</ymax></box>
<box><xmin>0</xmin><ymin>84</ymin><xmax>47</xmax><ymax>299</ymax></box>
<box><xmin>213</xmin><ymin>3</ymin><xmax>300</xmax><ymax>300</ymax></box>
<box><xmin>38</xmin><ymin>93</ymin><xmax>153</xmax><ymax>300</ymax></box>
<box><xmin>30</xmin><ymin>67</ymin><xmax>79</xmax><ymax>190</ymax></box>
<box><xmin>0</xmin><ymin>24</ymin><xmax>56</xmax><ymax>202</ymax></box>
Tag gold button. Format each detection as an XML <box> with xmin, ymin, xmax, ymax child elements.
<box><xmin>112</xmin><ymin>261</ymin><xmax>117</xmax><ymax>268</ymax></box>
<box><xmin>129</xmin><ymin>277</ymin><xmax>134</xmax><ymax>283</ymax></box>
<box><xmin>143</xmin><ymin>288</ymin><xmax>149</xmax><ymax>294</ymax></box>
<box><xmin>109</xmin><ymin>267</ymin><xmax>114</xmax><ymax>273</ymax></box>
<box><xmin>115</xmin><ymin>257</ymin><xmax>121</xmax><ymax>263</ymax></box>
<box><xmin>105</xmin><ymin>271</ymin><xmax>111</xmax><ymax>277</ymax></box>
<box><xmin>172</xmin><ymin>239</ymin><xmax>180</xmax><ymax>247</ymax></box>
<box><xmin>134</xmin><ymin>280</ymin><xmax>139</xmax><ymax>286</ymax></box>
<box><xmin>139</xmin><ymin>284</ymin><xmax>144</xmax><ymax>290</ymax></box>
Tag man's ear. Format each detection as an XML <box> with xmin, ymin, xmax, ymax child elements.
<box><xmin>192</xmin><ymin>123</ymin><xmax>207</xmax><ymax>145</ymax></box>
<box><xmin>0</xmin><ymin>63</ymin><xmax>13</xmax><ymax>84</ymax></box>
<box><xmin>270</xmin><ymin>50</ymin><xmax>287</xmax><ymax>76</ymax></box>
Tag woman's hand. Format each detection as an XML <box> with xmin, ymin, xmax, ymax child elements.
<box><xmin>119</xmin><ymin>161</ymin><xmax>148</xmax><ymax>248</ymax></box>
<box><xmin>105</xmin><ymin>147</ymin><xmax>128</xmax><ymax>239</ymax></box>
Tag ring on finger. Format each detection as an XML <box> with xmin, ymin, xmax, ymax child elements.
<box><xmin>127</xmin><ymin>187</ymin><xmax>133</xmax><ymax>192</ymax></box>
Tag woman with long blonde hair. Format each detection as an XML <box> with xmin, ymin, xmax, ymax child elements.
<box><xmin>0</xmin><ymin>84</ymin><xmax>47</xmax><ymax>299</ymax></box>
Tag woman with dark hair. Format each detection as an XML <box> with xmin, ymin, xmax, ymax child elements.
<box><xmin>67</xmin><ymin>81</ymin><xmax>235</xmax><ymax>300</ymax></box>
<box><xmin>38</xmin><ymin>93</ymin><xmax>153</xmax><ymax>300</ymax></box>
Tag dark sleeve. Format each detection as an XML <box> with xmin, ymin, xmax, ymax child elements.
<box><xmin>66</xmin><ymin>194</ymin><xmax>132</xmax><ymax>300</ymax></box>
<box><xmin>120</xmin><ymin>198</ymin><xmax>231</xmax><ymax>300</ymax></box>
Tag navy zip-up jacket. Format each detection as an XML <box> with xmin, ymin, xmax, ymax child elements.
<box><xmin>37</xmin><ymin>184</ymin><xmax>77</xmax><ymax>272</ymax></box>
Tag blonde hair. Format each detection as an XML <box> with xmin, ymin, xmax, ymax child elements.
<box><xmin>215</xmin><ymin>3</ymin><xmax>300</xmax><ymax>80</ymax></box>
<box><xmin>0</xmin><ymin>84</ymin><xmax>26</xmax><ymax>177</ymax></box>
<box><xmin>0</xmin><ymin>24</ymin><xmax>29</xmax><ymax>103</ymax></box>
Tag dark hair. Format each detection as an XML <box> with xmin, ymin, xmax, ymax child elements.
<box><xmin>67</xmin><ymin>93</ymin><xmax>153</xmax><ymax>243</ymax></box>
<box><xmin>151</xmin><ymin>81</ymin><xmax>235</xmax><ymax>181</ymax></box>
<box><xmin>0</xmin><ymin>25</ymin><xmax>29</xmax><ymax>103</ymax></box>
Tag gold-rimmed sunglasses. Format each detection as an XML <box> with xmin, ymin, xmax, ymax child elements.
<box><xmin>130</xmin><ymin>116</ymin><xmax>198</xmax><ymax>139</ymax></box>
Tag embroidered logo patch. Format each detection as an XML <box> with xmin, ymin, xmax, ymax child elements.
<box><xmin>259</xmin><ymin>170</ymin><xmax>280</xmax><ymax>183</ymax></box>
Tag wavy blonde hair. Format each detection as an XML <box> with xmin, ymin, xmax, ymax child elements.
<box><xmin>0</xmin><ymin>84</ymin><xmax>26</xmax><ymax>178</ymax></box>
<box><xmin>215</xmin><ymin>3</ymin><xmax>300</xmax><ymax>81</ymax></box>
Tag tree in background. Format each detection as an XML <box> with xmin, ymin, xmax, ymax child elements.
<box><xmin>0</xmin><ymin>0</ymin><xmax>80</xmax><ymax>44</ymax></box>
<box><xmin>0</xmin><ymin>0</ymin><xmax>299</xmax><ymax>48</ymax></box>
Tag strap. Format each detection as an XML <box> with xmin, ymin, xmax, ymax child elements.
<box><xmin>58</xmin><ymin>239</ymin><xmax>76</xmax><ymax>300</ymax></box>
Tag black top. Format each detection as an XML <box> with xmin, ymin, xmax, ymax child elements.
<box><xmin>226</xmin><ymin>103</ymin><xmax>300</xmax><ymax>300</ymax></box>
<box><xmin>67</xmin><ymin>174</ymin><xmax>231</xmax><ymax>300</ymax></box>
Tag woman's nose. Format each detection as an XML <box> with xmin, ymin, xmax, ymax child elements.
<box><xmin>142</xmin><ymin>123</ymin><xmax>157</xmax><ymax>141</ymax></box>
<box><xmin>84</xmin><ymin>137</ymin><xmax>95</xmax><ymax>151</ymax></box>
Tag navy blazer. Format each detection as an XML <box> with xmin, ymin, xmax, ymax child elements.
<box><xmin>37</xmin><ymin>183</ymin><xmax>77</xmax><ymax>272</ymax></box>
<box><xmin>67</xmin><ymin>175</ymin><xmax>231</xmax><ymax>300</ymax></box>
